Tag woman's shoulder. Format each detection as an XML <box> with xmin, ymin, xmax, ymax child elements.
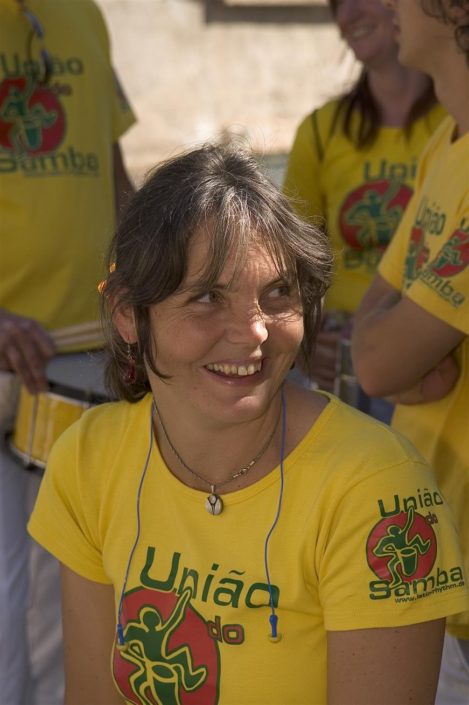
<box><xmin>293</xmin><ymin>98</ymin><xmax>341</xmax><ymax>135</ymax></box>
<box><xmin>288</xmin><ymin>386</ymin><xmax>428</xmax><ymax>476</ymax></box>
<box><xmin>49</xmin><ymin>394</ymin><xmax>153</xmax><ymax>461</ymax></box>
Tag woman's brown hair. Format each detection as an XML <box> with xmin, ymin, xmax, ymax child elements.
<box><xmin>102</xmin><ymin>144</ymin><xmax>333</xmax><ymax>402</ymax></box>
<box><xmin>422</xmin><ymin>0</ymin><xmax>469</xmax><ymax>64</ymax></box>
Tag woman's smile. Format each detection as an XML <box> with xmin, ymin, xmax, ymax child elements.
<box><xmin>145</xmin><ymin>228</ymin><xmax>303</xmax><ymax>426</ymax></box>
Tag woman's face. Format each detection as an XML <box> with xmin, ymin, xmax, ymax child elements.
<box><xmin>384</xmin><ymin>0</ymin><xmax>454</xmax><ymax>72</ymax></box>
<box><xmin>144</xmin><ymin>227</ymin><xmax>304</xmax><ymax>428</ymax></box>
<box><xmin>333</xmin><ymin>0</ymin><xmax>398</xmax><ymax>68</ymax></box>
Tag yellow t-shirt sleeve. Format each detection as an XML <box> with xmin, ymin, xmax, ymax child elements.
<box><xmin>111</xmin><ymin>69</ymin><xmax>136</xmax><ymax>142</ymax></box>
<box><xmin>315</xmin><ymin>451</ymin><xmax>468</xmax><ymax>631</ymax></box>
<box><xmin>283</xmin><ymin>113</ymin><xmax>324</xmax><ymax>223</ymax></box>
<box><xmin>88</xmin><ymin>0</ymin><xmax>136</xmax><ymax>142</ymax></box>
<box><xmin>378</xmin><ymin>191</ymin><xmax>419</xmax><ymax>290</ymax></box>
<box><xmin>28</xmin><ymin>425</ymin><xmax>111</xmax><ymax>585</ymax></box>
<box><xmin>405</xmin><ymin>209</ymin><xmax>469</xmax><ymax>335</ymax></box>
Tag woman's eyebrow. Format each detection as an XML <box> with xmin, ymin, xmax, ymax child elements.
<box><xmin>177</xmin><ymin>278</ymin><xmax>227</xmax><ymax>295</ymax></box>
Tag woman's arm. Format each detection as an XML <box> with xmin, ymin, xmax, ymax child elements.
<box><xmin>61</xmin><ymin>565</ymin><xmax>122</xmax><ymax>705</ymax></box>
<box><xmin>327</xmin><ymin>619</ymin><xmax>445</xmax><ymax>705</ymax></box>
<box><xmin>352</xmin><ymin>274</ymin><xmax>463</xmax><ymax>398</ymax></box>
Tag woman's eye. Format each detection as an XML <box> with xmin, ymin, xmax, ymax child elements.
<box><xmin>267</xmin><ymin>284</ymin><xmax>291</xmax><ymax>299</ymax></box>
<box><xmin>195</xmin><ymin>290</ymin><xmax>221</xmax><ymax>304</ymax></box>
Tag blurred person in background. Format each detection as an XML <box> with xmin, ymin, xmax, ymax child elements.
<box><xmin>352</xmin><ymin>1</ymin><xmax>469</xmax><ymax>701</ymax></box>
<box><xmin>0</xmin><ymin>0</ymin><xmax>135</xmax><ymax>703</ymax></box>
<box><xmin>283</xmin><ymin>0</ymin><xmax>446</xmax><ymax>420</ymax></box>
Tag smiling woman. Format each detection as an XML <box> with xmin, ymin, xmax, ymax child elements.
<box><xmin>27</xmin><ymin>144</ymin><xmax>468</xmax><ymax>705</ymax></box>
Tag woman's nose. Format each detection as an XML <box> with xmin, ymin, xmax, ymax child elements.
<box><xmin>225</xmin><ymin>307</ymin><xmax>269</xmax><ymax>346</ymax></box>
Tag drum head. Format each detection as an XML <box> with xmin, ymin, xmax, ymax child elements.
<box><xmin>45</xmin><ymin>351</ymin><xmax>110</xmax><ymax>403</ymax></box>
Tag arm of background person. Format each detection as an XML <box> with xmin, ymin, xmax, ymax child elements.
<box><xmin>113</xmin><ymin>142</ymin><xmax>135</xmax><ymax>221</ymax></box>
<box><xmin>327</xmin><ymin>619</ymin><xmax>445</xmax><ymax>705</ymax></box>
<box><xmin>0</xmin><ymin>308</ymin><xmax>56</xmax><ymax>393</ymax></box>
<box><xmin>61</xmin><ymin>565</ymin><xmax>121</xmax><ymax>705</ymax></box>
<box><xmin>352</xmin><ymin>273</ymin><xmax>463</xmax><ymax>399</ymax></box>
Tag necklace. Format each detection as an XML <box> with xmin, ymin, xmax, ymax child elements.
<box><xmin>154</xmin><ymin>403</ymin><xmax>280</xmax><ymax>516</ymax></box>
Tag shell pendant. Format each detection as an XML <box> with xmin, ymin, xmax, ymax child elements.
<box><xmin>205</xmin><ymin>487</ymin><xmax>223</xmax><ymax>516</ymax></box>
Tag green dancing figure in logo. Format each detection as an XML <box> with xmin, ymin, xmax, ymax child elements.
<box><xmin>345</xmin><ymin>181</ymin><xmax>403</xmax><ymax>249</ymax></box>
<box><xmin>0</xmin><ymin>79</ymin><xmax>57</xmax><ymax>153</ymax></box>
<box><xmin>373</xmin><ymin>508</ymin><xmax>431</xmax><ymax>588</ymax></box>
<box><xmin>121</xmin><ymin>587</ymin><xmax>207</xmax><ymax>705</ymax></box>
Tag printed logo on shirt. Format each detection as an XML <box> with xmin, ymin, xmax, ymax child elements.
<box><xmin>113</xmin><ymin>546</ymin><xmax>281</xmax><ymax>704</ymax></box>
<box><xmin>403</xmin><ymin>225</ymin><xmax>430</xmax><ymax>286</ymax></box>
<box><xmin>0</xmin><ymin>73</ymin><xmax>99</xmax><ymax>177</ymax></box>
<box><xmin>339</xmin><ymin>179</ymin><xmax>413</xmax><ymax>273</ymax></box>
<box><xmin>113</xmin><ymin>586</ymin><xmax>220</xmax><ymax>705</ymax></box>
<box><xmin>366</xmin><ymin>491</ymin><xmax>465</xmax><ymax>602</ymax></box>
<box><xmin>404</xmin><ymin>218</ymin><xmax>469</xmax><ymax>308</ymax></box>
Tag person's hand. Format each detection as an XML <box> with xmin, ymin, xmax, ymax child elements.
<box><xmin>0</xmin><ymin>309</ymin><xmax>56</xmax><ymax>393</ymax></box>
<box><xmin>387</xmin><ymin>353</ymin><xmax>459</xmax><ymax>405</ymax></box>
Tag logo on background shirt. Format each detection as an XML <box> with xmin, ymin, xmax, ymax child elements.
<box><xmin>428</xmin><ymin>227</ymin><xmax>469</xmax><ymax>278</ymax></box>
<box><xmin>403</xmin><ymin>225</ymin><xmax>430</xmax><ymax>286</ymax></box>
<box><xmin>0</xmin><ymin>74</ymin><xmax>100</xmax><ymax>176</ymax></box>
<box><xmin>339</xmin><ymin>179</ymin><xmax>413</xmax><ymax>270</ymax></box>
<box><xmin>0</xmin><ymin>77</ymin><xmax>65</xmax><ymax>154</ymax></box>
<box><xmin>405</xmin><ymin>220</ymin><xmax>469</xmax><ymax>308</ymax></box>
<box><xmin>114</xmin><ymin>587</ymin><xmax>220</xmax><ymax>705</ymax></box>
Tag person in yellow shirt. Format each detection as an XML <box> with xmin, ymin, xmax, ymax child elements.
<box><xmin>28</xmin><ymin>143</ymin><xmax>468</xmax><ymax>705</ymax></box>
<box><xmin>283</xmin><ymin>0</ymin><xmax>445</xmax><ymax>415</ymax></box>
<box><xmin>352</xmin><ymin>1</ymin><xmax>469</xmax><ymax>701</ymax></box>
<box><xmin>0</xmin><ymin>1</ymin><xmax>135</xmax><ymax>702</ymax></box>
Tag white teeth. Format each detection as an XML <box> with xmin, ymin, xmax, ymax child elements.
<box><xmin>349</xmin><ymin>25</ymin><xmax>373</xmax><ymax>39</ymax></box>
<box><xmin>206</xmin><ymin>361</ymin><xmax>261</xmax><ymax>376</ymax></box>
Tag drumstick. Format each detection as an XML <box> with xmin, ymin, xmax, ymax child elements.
<box><xmin>50</xmin><ymin>321</ymin><xmax>104</xmax><ymax>350</ymax></box>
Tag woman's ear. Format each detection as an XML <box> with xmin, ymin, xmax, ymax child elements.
<box><xmin>112</xmin><ymin>301</ymin><xmax>138</xmax><ymax>344</ymax></box>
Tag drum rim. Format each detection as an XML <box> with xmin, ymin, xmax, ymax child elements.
<box><xmin>47</xmin><ymin>379</ymin><xmax>110</xmax><ymax>405</ymax></box>
<box><xmin>7</xmin><ymin>433</ymin><xmax>46</xmax><ymax>470</ymax></box>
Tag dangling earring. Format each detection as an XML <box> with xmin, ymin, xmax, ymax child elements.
<box><xmin>124</xmin><ymin>342</ymin><xmax>137</xmax><ymax>384</ymax></box>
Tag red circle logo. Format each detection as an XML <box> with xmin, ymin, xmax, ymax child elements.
<box><xmin>113</xmin><ymin>587</ymin><xmax>220</xmax><ymax>705</ymax></box>
<box><xmin>0</xmin><ymin>77</ymin><xmax>65</xmax><ymax>154</ymax></box>
<box><xmin>430</xmin><ymin>229</ymin><xmax>469</xmax><ymax>278</ymax></box>
<box><xmin>367</xmin><ymin>510</ymin><xmax>437</xmax><ymax>587</ymax></box>
<box><xmin>339</xmin><ymin>179</ymin><xmax>413</xmax><ymax>250</ymax></box>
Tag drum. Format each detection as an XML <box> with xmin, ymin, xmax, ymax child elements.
<box><xmin>9</xmin><ymin>351</ymin><xmax>109</xmax><ymax>469</ymax></box>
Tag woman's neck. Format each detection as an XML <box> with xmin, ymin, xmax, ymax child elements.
<box><xmin>431</xmin><ymin>53</ymin><xmax>469</xmax><ymax>138</ymax></box>
<box><xmin>152</xmin><ymin>394</ymin><xmax>284</xmax><ymax>490</ymax></box>
<box><xmin>367</xmin><ymin>63</ymin><xmax>432</xmax><ymax>128</ymax></box>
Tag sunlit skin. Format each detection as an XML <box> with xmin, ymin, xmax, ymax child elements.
<box><xmin>144</xmin><ymin>229</ymin><xmax>304</xmax><ymax>435</ymax></box>
<box><xmin>111</xmin><ymin>225</ymin><xmax>315</xmax><ymax>493</ymax></box>
<box><xmin>334</xmin><ymin>0</ymin><xmax>399</xmax><ymax>68</ymax></box>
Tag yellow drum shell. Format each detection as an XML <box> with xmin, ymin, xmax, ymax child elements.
<box><xmin>11</xmin><ymin>387</ymin><xmax>91</xmax><ymax>468</ymax></box>
<box><xmin>9</xmin><ymin>351</ymin><xmax>107</xmax><ymax>469</ymax></box>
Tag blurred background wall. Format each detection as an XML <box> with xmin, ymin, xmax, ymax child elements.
<box><xmin>96</xmin><ymin>0</ymin><xmax>359</xmax><ymax>183</ymax></box>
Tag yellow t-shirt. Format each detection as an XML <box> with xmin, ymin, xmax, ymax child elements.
<box><xmin>283</xmin><ymin>100</ymin><xmax>446</xmax><ymax>314</ymax></box>
<box><xmin>0</xmin><ymin>0</ymin><xmax>135</xmax><ymax>348</ymax></box>
<box><xmin>379</xmin><ymin>116</ymin><xmax>469</xmax><ymax>638</ymax></box>
<box><xmin>29</xmin><ymin>393</ymin><xmax>468</xmax><ymax>704</ymax></box>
